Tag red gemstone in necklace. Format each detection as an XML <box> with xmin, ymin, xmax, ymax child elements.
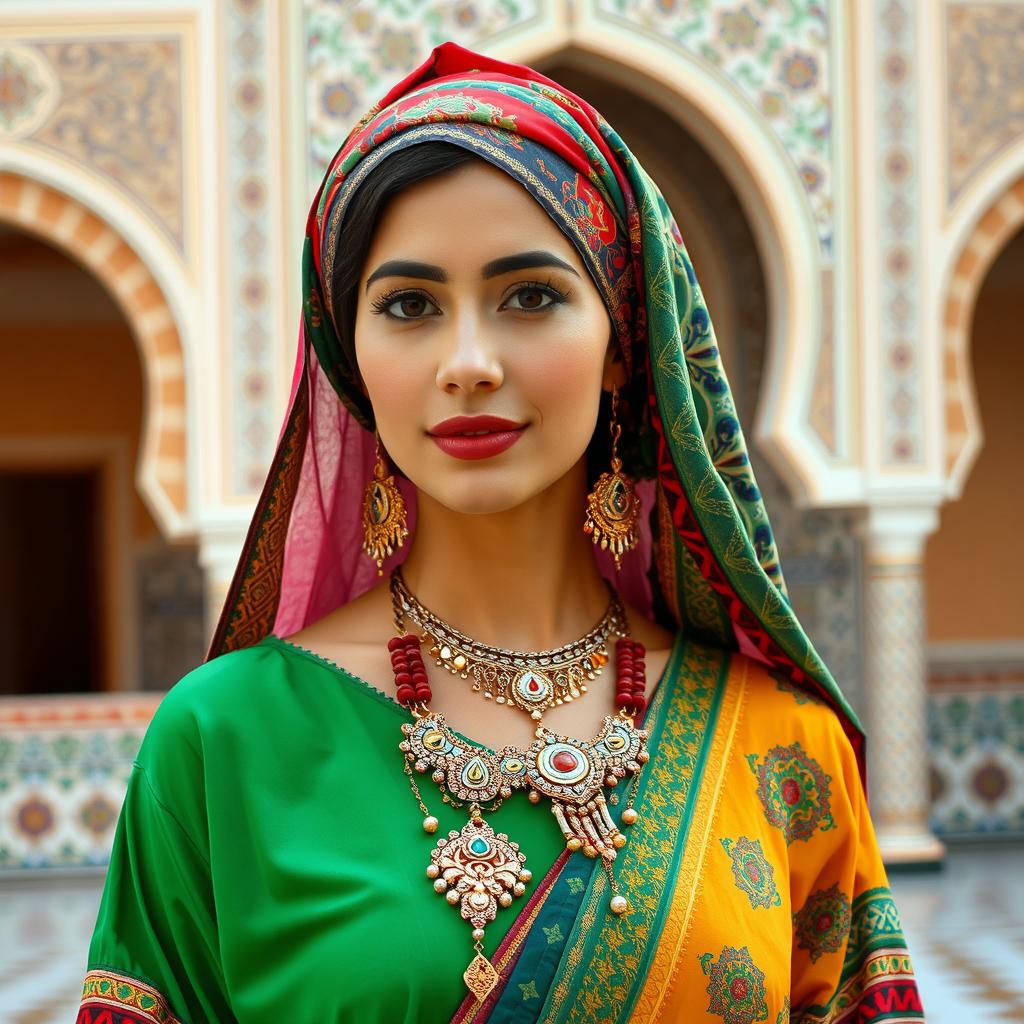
<box><xmin>552</xmin><ymin>750</ymin><xmax>579</xmax><ymax>773</ymax></box>
<box><xmin>527</xmin><ymin>678</ymin><xmax>542</xmax><ymax>694</ymax></box>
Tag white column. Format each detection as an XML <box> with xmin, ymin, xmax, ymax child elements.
<box><xmin>861</xmin><ymin>506</ymin><xmax>945</xmax><ymax>866</ymax></box>
<box><xmin>197</xmin><ymin>519</ymin><xmax>253</xmax><ymax>648</ymax></box>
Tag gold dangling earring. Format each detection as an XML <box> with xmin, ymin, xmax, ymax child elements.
<box><xmin>362</xmin><ymin>431</ymin><xmax>408</xmax><ymax>575</ymax></box>
<box><xmin>584</xmin><ymin>386</ymin><xmax>640</xmax><ymax>571</ymax></box>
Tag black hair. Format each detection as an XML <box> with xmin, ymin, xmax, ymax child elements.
<box><xmin>328</xmin><ymin>142</ymin><xmax>479</xmax><ymax>368</ymax></box>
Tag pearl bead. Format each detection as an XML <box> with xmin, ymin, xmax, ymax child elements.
<box><xmin>426</xmin><ymin>864</ymin><xmax>440</xmax><ymax>878</ymax></box>
<box><xmin>621</xmin><ymin>807</ymin><xmax>638</xmax><ymax>825</ymax></box>
<box><xmin>433</xmin><ymin>878</ymin><xmax>447</xmax><ymax>893</ymax></box>
<box><xmin>519</xmin><ymin>869</ymin><xmax>533</xmax><ymax>882</ymax></box>
<box><xmin>612</xmin><ymin>833</ymin><xmax>627</xmax><ymax>849</ymax></box>
<box><xmin>423</xmin><ymin>816</ymin><xmax>439</xmax><ymax>833</ymax></box>
<box><xmin>566</xmin><ymin>838</ymin><xmax>582</xmax><ymax>851</ymax></box>
<box><xmin>446</xmin><ymin>890</ymin><xmax>461</xmax><ymax>905</ymax></box>
<box><xmin>609</xmin><ymin>895</ymin><xmax>629</xmax><ymax>915</ymax></box>
<box><xmin>472</xmin><ymin>928</ymin><xmax>485</xmax><ymax>941</ymax></box>
<box><xmin>499</xmin><ymin>892</ymin><xmax>513</xmax><ymax>907</ymax></box>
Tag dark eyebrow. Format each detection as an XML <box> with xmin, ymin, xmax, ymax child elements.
<box><xmin>364</xmin><ymin>251</ymin><xmax>580</xmax><ymax>293</ymax></box>
<box><xmin>365</xmin><ymin>260</ymin><xmax>447</xmax><ymax>292</ymax></box>
<box><xmin>482</xmin><ymin>250</ymin><xmax>580</xmax><ymax>279</ymax></box>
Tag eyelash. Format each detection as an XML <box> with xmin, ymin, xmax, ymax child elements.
<box><xmin>369</xmin><ymin>279</ymin><xmax>571</xmax><ymax>320</ymax></box>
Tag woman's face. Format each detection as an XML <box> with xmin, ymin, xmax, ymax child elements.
<box><xmin>355</xmin><ymin>158</ymin><xmax>622</xmax><ymax>516</ymax></box>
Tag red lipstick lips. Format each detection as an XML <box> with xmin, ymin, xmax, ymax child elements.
<box><xmin>427</xmin><ymin>415</ymin><xmax>527</xmax><ymax>461</ymax></box>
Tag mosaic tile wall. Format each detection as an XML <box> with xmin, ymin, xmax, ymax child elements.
<box><xmin>0</xmin><ymin>695</ymin><xmax>159</xmax><ymax>872</ymax></box>
<box><xmin>928</xmin><ymin>658</ymin><xmax>1024</xmax><ymax>838</ymax></box>
<box><xmin>136</xmin><ymin>543</ymin><xmax>207</xmax><ymax>693</ymax></box>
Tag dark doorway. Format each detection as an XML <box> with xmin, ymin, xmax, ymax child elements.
<box><xmin>0</xmin><ymin>470</ymin><xmax>102</xmax><ymax>694</ymax></box>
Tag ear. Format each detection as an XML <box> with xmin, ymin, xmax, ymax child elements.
<box><xmin>602</xmin><ymin>335</ymin><xmax>628</xmax><ymax>392</ymax></box>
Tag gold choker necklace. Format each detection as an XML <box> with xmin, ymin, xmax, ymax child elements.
<box><xmin>390</xmin><ymin>566</ymin><xmax>627</xmax><ymax>722</ymax></box>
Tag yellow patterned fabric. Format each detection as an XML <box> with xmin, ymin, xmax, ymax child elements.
<box><xmin>621</xmin><ymin>661</ymin><xmax>920</xmax><ymax>1024</ymax></box>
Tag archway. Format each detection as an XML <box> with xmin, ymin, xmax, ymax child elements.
<box><xmin>928</xmin><ymin>226</ymin><xmax>1024</xmax><ymax>648</ymax></box>
<box><xmin>941</xmin><ymin>177</ymin><xmax>1024</xmax><ymax>497</ymax></box>
<box><xmin>924</xmin><ymin>225</ymin><xmax>1024</xmax><ymax>836</ymax></box>
<box><xmin>0</xmin><ymin>172</ymin><xmax>190</xmax><ymax>532</ymax></box>
<box><xmin>0</xmin><ymin>226</ymin><xmax>204</xmax><ymax>693</ymax></box>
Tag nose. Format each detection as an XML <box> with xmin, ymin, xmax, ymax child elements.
<box><xmin>435</xmin><ymin>306</ymin><xmax>504</xmax><ymax>395</ymax></box>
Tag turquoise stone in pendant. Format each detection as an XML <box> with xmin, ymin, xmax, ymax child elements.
<box><xmin>469</xmin><ymin>836</ymin><xmax>490</xmax><ymax>856</ymax></box>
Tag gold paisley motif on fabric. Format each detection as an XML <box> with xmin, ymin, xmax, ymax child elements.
<box><xmin>723</xmin><ymin>527</ymin><xmax>763</xmax><ymax>578</ymax></box>
<box><xmin>669</xmin><ymin>407</ymin><xmax>705</xmax><ymax>453</ymax></box>
<box><xmin>694</xmin><ymin>468</ymin><xmax>737</xmax><ymax>519</ymax></box>
<box><xmin>760</xmin><ymin>585</ymin><xmax>794</xmax><ymax>631</ymax></box>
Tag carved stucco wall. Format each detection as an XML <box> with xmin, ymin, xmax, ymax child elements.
<box><xmin>873</xmin><ymin>0</ymin><xmax>924</xmax><ymax>467</ymax></box>
<box><xmin>0</xmin><ymin>39</ymin><xmax>185</xmax><ymax>255</ymax></box>
<box><xmin>941</xmin><ymin>3</ymin><xmax>1024</xmax><ymax>495</ymax></box>
<box><xmin>224</xmin><ymin>0</ymin><xmax>282</xmax><ymax>495</ymax></box>
<box><xmin>305</xmin><ymin>0</ymin><xmax>836</xmax><ymax>251</ymax></box>
<box><xmin>946</xmin><ymin>3</ymin><xmax>1024</xmax><ymax>208</ymax></box>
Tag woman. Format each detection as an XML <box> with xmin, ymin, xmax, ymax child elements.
<box><xmin>79</xmin><ymin>42</ymin><xmax>924</xmax><ymax>1024</ymax></box>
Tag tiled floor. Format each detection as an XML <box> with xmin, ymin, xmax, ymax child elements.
<box><xmin>1</xmin><ymin>844</ymin><xmax>1021</xmax><ymax>1022</ymax></box>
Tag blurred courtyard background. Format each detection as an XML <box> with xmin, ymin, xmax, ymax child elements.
<box><xmin>1</xmin><ymin>1</ymin><xmax>1022</xmax><ymax>1020</ymax></box>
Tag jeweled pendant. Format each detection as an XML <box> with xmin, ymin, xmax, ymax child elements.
<box><xmin>428</xmin><ymin>816</ymin><xmax>529</xmax><ymax>997</ymax></box>
<box><xmin>464</xmin><ymin>953</ymin><xmax>499</xmax><ymax>1002</ymax></box>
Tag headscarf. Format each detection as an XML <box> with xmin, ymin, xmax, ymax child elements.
<box><xmin>209</xmin><ymin>42</ymin><xmax>863</xmax><ymax>774</ymax></box>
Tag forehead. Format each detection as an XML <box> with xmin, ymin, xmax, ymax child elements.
<box><xmin>365</xmin><ymin>159</ymin><xmax>583</xmax><ymax>266</ymax></box>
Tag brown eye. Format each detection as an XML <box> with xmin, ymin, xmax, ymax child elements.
<box><xmin>517</xmin><ymin>287</ymin><xmax>547</xmax><ymax>310</ymax></box>
<box><xmin>397</xmin><ymin>296</ymin><xmax>430</xmax><ymax>317</ymax></box>
<box><xmin>371</xmin><ymin>290</ymin><xmax>440</xmax><ymax>320</ymax></box>
<box><xmin>502</xmin><ymin>283</ymin><xmax>563</xmax><ymax>312</ymax></box>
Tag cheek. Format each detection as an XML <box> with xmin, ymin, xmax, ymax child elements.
<box><xmin>355</xmin><ymin>332</ymin><xmax>428</xmax><ymax>431</ymax></box>
<box><xmin>521</xmin><ymin>315</ymin><xmax>609</xmax><ymax>429</ymax></box>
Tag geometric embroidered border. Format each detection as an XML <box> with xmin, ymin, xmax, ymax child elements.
<box><xmin>792</xmin><ymin>949</ymin><xmax>923</xmax><ymax>1023</ymax></box>
<box><xmin>793</xmin><ymin>887</ymin><xmax>924</xmax><ymax>1023</ymax></box>
<box><xmin>77</xmin><ymin>969</ymin><xmax>181</xmax><ymax>1024</ymax></box>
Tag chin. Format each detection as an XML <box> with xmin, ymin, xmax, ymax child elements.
<box><xmin>420</xmin><ymin>477</ymin><xmax>538</xmax><ymax>517</ymax></box>
<box><xmin>409</xmin><ymin>454</ymin><xmax>566</xmax><ymax>515</ymax></box>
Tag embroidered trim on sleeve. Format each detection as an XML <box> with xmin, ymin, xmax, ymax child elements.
<box><xmin>78</xmin><ymin>969</ymin><xmax>183</xmax><ymax>1024</ymax></box>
